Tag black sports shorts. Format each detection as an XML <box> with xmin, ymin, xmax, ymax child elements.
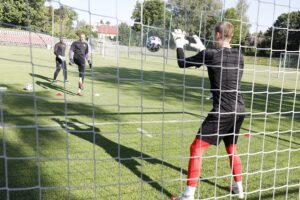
<box><xmin>196</xmin><ymin>112</ymin><xmax>245</xmax><ymax>146</ymax></box>
<box><xmin>74</xmin><ymin>58</ymin><xmax>85</xmax><ymax>78</ymax></box>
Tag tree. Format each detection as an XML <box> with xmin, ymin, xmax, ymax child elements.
<box><xmin>236</xmin><ymin>0</ymin><xmax>249</xmax><ymax>23</ymax></box>
<box><xmin>0</xmin><ymin>3</ymin><xmax>3</xmax><ymax>21</ymax></box>
<box><xmin>0</xmin><ymin>0</ymin><xmax>47</xmax><ymax>31</ymax></box>
<box><xmin>224</xmin><ymin>6</ymin><xmax>249</xmax><ymax>45</ymax></box>
<box><xmin>43</xmin><ymin>5</ymin><xmax>78</xmax><ymax>38</ymax></box>
<box><xmin>75</xmin><ymin>20</ymin><xmax>98</xmax><ymax>39</ymax></box>
<box><xmin>131</xmin><ymin>0</ymin><xmax>165</xmax><ymax>31</ymax></box>
<box><xmin>235</xmin><ymin>0</ymin><xmax>250</xmax><ymax>45</ymax></box>
<box><xmin>224</xmin><ymin>8</ymin><xmax>241</xmax><ymax>45</ymax></box>
<box><xmin>168</xmin><ymin>0</ymin><xmax>222</xmax><ymax>42</ymax></box>
<box><xmin>118</xmin><ymin>22</ymin><xmax>130</xmax><ymax>46</ymax></box>
<box><xmin>263</xmin><ymin>11</ymin><xmax>300</xmax><ymax>53</ymax></box>
<box><xmin>0</xmin><ymin>1</ymin><xmax>98</xmax><ymax>40</ymax></box>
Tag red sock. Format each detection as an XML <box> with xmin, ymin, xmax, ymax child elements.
<box><xmin>187</xmin><ymin>138</ymin><xmax>211</xmax><ymax>187</ymax></box>
<box><xmin>226</xmin><ymin>144</ymin><xmax>242</xmax><ymax>182</ymax></box>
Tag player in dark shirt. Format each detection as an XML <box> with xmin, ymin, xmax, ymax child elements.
<box><xmin>69</xmin><ymin>32</ymin><xmax>92</xmax><ymax>96</ymax></box>
<box><xmin>52</xmin><ymin>36</ymin><xmax>67</xmax><ymax>83</ymax></box>
<box><xmin>171</xmin><ymin>22</ymin><xmax>245</xmax><ymax>200</ymax></box>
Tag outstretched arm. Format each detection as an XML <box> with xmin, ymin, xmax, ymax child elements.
<box><xmin>172</xmin><ymin>30</ymin><xmax>209</xmax><ymax>68</ymax></box>
<box><xmin>177</xmin><ymin>48</ymin><xmax>206</xmax><ymax>68</ymax></box>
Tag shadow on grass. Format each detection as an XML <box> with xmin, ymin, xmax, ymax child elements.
<box><xmin>1</xmin><ymin>62</ymin><xmax>299</xmax><ymax>199</ymax></box>
<box><xmin>29</xmin><ymin>73</ymin><xmax>77</xmax><ymax>96</ymax></box>
<box><xmin>53</xmin><ymin>118</ymin><xmax>179</xmax><ymax>197</ymax></box>
<box><xmin>92</xmin><ymin>66</ymin><xmax>299</xmax><ymax>144</ymax></box>
<box><xmin>36</xmin><ymin>81</ymin><xmax>77</xmax><ymax>96</ymax></box>
<box><xmin>0</xmin><ymin>93</ymin><xmax>76</xmax><ymax>199</ymax></box>
<box><xmin>92</xmin><ymin>66</ymin><xmax>299</xmax><ymax>114</ymax></box>
<box><xmin>241</xmin><ymin>127</ymin><xmax>300</xmax><ymax>147</ymax></box>
<box><xmin>30</xmin><ymin>73</ymin><xmax>53</xmax><ymax>82</ymax></box>
<box><xmin>246</xmin><ymin>187</ymin><xmax>299</xmax><ymax>200</ymax></box>
<box><xmin>53</xmin><ymin>118</ymin><xmax>231</xmax><ymax>197</ymax></box>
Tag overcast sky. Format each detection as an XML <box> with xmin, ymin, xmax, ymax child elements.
<box><xmin>50</xmin><ymin>0</ymin><xmax>300</xmax><ymax>33</ymax></box>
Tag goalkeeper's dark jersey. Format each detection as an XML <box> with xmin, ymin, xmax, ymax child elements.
<box><xmin>54</xmin><ymin>42</ymin><xmax>66</xmax><ymax>57</ymax></box>
<box><xmin>177</xmin><ymin>48</ymin><xmax>244</xmax><ymax>113</ymax></box>
<box><xmin>70</xmin><ymin>40</ymin><xmax>89</xmax><ymax>61</ymax></box>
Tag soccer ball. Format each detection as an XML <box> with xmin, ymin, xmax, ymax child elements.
<box><xmin>146</xmin><ymin>36</ymin><xmax>162</xmax><ymax>52</ymax></box>
<box><xmin>24</xmin><ymin>83</ymin><xmax>33</xmax><ymax>91</ymax></box>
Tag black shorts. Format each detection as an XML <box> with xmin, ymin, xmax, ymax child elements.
<box><xmin>74</xmin><ymin>58</ymin><xmax>85</xmax><ymax>78</ymax></box>
<box><xmin>196</xmin><ymin>112</ymin><xmax>245</xmax><ymax>146</ymax></box>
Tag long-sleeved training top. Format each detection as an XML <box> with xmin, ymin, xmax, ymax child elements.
<box><xmin>177</xmin><ymin>48</ymin><xmax>245</xmax><ymax>113</ymax></box>
<box><xmin>54</xmin><ymin>42</ymin><xmax>66</xmax><ymax>57</ymax></box>
<box><xmin>69</xmin><ymin>40</ymin><xmax>89</xmax><ymax>61</ymax></box>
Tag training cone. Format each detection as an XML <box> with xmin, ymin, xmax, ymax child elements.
<box><xmin>56</xmin><ymin>92</ymin><xmax>62</xmax><ymax>96</ymax></box>
<box><xmin>244</xmin><ymin>133</ymin><xmax>253</xmax><ymax>137</ymax></box>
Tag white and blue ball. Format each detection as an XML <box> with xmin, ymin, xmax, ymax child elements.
<box><xmin>146</xmin><ymin>36</ymin><xmax>162</xmax><ymax>52</ymax></box>
<box><xmin>24</xmin><ymin>83</ymin><xmax>33</xmax><ymax>91</ymax></box>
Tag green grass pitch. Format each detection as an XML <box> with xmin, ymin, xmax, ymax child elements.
<box><xmin>0</xmin><ymin>45</ymin><xmax>299</xmax><ymax>199</ymax></box>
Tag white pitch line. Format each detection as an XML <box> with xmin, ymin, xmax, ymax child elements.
<box><xmin>137</xmin><ymin>128</ymin><xmax>153</xmax><ymax>138</ymax></box>
<box><xmin>0</xmin><ymin>119</ymin><xmax>200</xmax><ymax>129</ymax></box>
<box><xmin>1</xmin><ymin>115</ymin><xmax>298</xmax><ymax>129</ymax></box>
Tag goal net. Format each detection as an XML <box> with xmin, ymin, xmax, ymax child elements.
<box><xmin>279</xmin><ymin>52</ymin><xmax>300</xmax><ymax>72</ymax></box>
<box><xmin>0</xmin><ymin>0</ymin><xmax>299</xmax><ymax>200</ymax></box>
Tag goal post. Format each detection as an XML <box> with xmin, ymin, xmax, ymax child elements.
<box><xmin>278</xmin><ymin>52</ymin><xmax>300</xmax><ymax>76</ymax></box>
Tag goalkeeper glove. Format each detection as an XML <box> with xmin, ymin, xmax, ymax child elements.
<box><xmin>189</xmin><ymin>35</ymin><xmax>206</xmax><ymax>52</ymax></box>
<box><xmin>88</xmin><ymin>60</ymin><xmax>92</xmax><ymax>69</ymax></box>
<box><xmin>58</xmin><ymin>55</ymin><xmax>65</xmax><ymax>61</ymax></box>
<box><xmin>69</xmin><ymin>59</ymin><xmax>74</xmax><ymax>66</ymax></box>
<box><xmin>172</xmin><ymin>29</ymin><xmax>189</xmax><ymax>49</ymax></box>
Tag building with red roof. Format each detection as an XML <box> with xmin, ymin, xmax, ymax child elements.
<box><xmin>95</xmin><ymin>23</ymin><xmax>118</xmax><ymax>40</ymax></box>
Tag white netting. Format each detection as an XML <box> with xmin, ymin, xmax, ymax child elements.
<box><xmin>0</xmin><ymin>0</ymin><xmax>299</xmax><ymax>199</ymax></box>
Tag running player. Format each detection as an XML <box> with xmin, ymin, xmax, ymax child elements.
<box><xmin>69</xmin><ymin>32</ymin><xmax>92</xmax><ymax>96</ymax></box>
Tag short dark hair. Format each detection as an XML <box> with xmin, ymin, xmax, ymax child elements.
<box><xmin>215</xmin><ymin>21</ymin><xmax>234</xmax><ymax>40</ymax></box>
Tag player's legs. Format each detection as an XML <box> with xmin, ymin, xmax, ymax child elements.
<box><xmin>53</xmin><ymin>60</ymin><xmax>62</xmax><ymax>82</ymax></box>
<box><xmin>62</xmin><ymin>61</ymin><xmax>68</xmax><ymax>82</ymax></box>
<box><xmin>171</xmin><ymin>138</ymin><xmax>211</xmax><ymax>200</ymax></box>
<box><xmin>172</xmin><ymin>113</ymin><xmax>236</xmax><ymax>200</ymax></box>
<box><xmin>187</xmin><ymin>138</ymin><xmax>211</xmax><ymax>187</ymax></box>
<box><xmin>78</xmin><ymin>66</ymin><xmax>85</xmax><ymax>86</ymax></box>
<box><xmin>172</xmin><ymin>113</ymin><xmax>225</xmax><ymax>200</ymax></box>
<box><xmin>188</xmin><ymin>114</ymin><xmax>223</xmax><ymax>188</ymax></box>
<box><xmin>223</xmin><ymin>114</ymin><xmax>245</xmax><ymax>199</ymax></box>
<box><xmin>74</xmin><ymin>59</ymin><xmax>85</xmax><ymax>95</ymax></box>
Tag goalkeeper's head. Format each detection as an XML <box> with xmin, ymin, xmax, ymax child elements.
<box><xmin>59</xmin><ymin>36</ymin><xmax>65</xmax><ymax>43</ymax></box>
<box><xmin>79</xmin><ymin>32</ymin><xmax>86</xmax><ymax>42</ymax></box>
<box><xmin>214</xmin><ymin>21</ymin><xmax>234</xmax><ymax>48</ymax></box>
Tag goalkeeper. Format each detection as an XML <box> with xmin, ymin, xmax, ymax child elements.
<box><xmin>172</xmin><ymin>22</ymin><xmax>245</xmax><ymax>200</ymax></box>
<box><xmin>52</xmin><ymin>36</ymin><xmax>67</xmax><ymax>83</ymax></box>
<box><xmin>69</xmin><ymin>32</ymin><xmax>92</xmax><ymax>96</ymax></box>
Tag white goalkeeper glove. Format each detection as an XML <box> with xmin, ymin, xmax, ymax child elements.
<box><xmin>58</xmin><ymin>55</ymin><xmax>65</xmax><ymax>61</ymax></box>
<box><xmin>172</xmin><ymin>29</ymin><xmax>189</xmax><ymax>49</ymax></box>
<box><xmin>189</xmin><ymin>35</ymin><xmax>206</xmax><ymax>52</ymax></box>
